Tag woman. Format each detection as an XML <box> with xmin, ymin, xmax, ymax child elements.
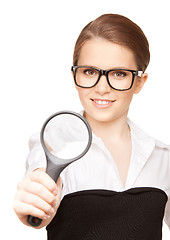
<box><xmin>13</xmin><ymin>14</ymin><xmax>170</xmax><ymax>239</ymax></box>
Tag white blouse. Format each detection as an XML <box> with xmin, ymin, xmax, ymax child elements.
<box><xmin>26</xmin><ymin>118</ymin><xmax>170</xmax><ymax>229</ymax></box>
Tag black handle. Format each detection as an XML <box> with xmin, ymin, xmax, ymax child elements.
<box><xmin>28</xmin><ymin>215</ymin><xmax>42</xmax><ymax>227</ymax></box>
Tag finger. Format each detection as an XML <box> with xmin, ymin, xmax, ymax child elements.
<box><xmin>13</xmin><ymin>200</ymin><xmax>50</xmax><ymax>220</ymax></box>
<box><xmin>22</xmin><ymin>180</ymin><xmax>56</xmax><ymax>205</ymax></box>
<box><xmin>17</xmin><ymin>191</ymin><xmax>55</xmax><ymax>216</ymax></box>
<box><xmin>29</xmin><ymin>171</ymin><xmax>58</xmax><ymax>194</ymax></box>
<box><xmin>56</xmin><ymin>176</ymin><xmax>62</xmax><ymax>189</ymax></box>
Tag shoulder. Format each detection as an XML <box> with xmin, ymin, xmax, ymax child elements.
<box><xmin>154</xmin><ymin>139</ymin><xmax>170</xmax><ymax>150</ymax></box>
<box><xmin>154</xmin><ymin>139</ymin><xmax>170</xmax><ymax>160</ymax></box>
<box><xmin>128</xmin><ymin>118</ymin><xmax>170</xmax><ymax>156</ymax></box>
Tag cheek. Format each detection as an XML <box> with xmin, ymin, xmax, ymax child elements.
<box><xmin>117</xmin><ymin>91</ymin><xmax>134</xmax><ymax>108</ymax></box>
<box><xmin>76</xmin><ymin>88</ymin><xmax>90</xmax><ymax>105</ymax></box>
<box><xmin>117</xmin><ymin>89</ymin><xmax>133</xmax><ymax>99</ymax></box>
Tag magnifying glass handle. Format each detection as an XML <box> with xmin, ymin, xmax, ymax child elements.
<box><xmin>28</xmin><ymin>215</ymin><xmax>42</xmax><ymax>227</ymax></box>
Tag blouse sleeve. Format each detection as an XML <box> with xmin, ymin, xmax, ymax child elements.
<box><xmin>25</xmin><ymin>133</ymin><xmax>47</xmax><ymax>175</ymax></box>
<box><xmin>164</xmin><ymin>149</ymin><xmax>170</xmax><ymax>230</ymax></box>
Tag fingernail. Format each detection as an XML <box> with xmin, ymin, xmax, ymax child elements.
<box><xmin>53</xmin><ymin>189</ymin><xmax>58</xmax><ymax>196</ymax></box>
<box><xmin>49</xmin><ymin>208</ymin><xmax>55</xmax><ymax>214</ymax></box>
<box><xmin>44</xmin><ymin>214</ymin><xmax>50</xmax><ymax>219</ymax></box>
<box><xmin>51</xmin><ymin>200</ymin><xmax>57</xmax><ymax>207</ymax></box>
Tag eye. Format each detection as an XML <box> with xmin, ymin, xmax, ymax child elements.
<box><xmin>109</xmin><ymin>70</ymin><xmax>128</xmax><ymax>80</ymax></box>
<box><xmin>114</xmin><ymin>71</ymin><xmax>127</xmax><ymax>78</ymax></box>
<box><xmin>83</xmin><ymin>69</ymin><xmax>96</xmax><ymax>77</ymax></box>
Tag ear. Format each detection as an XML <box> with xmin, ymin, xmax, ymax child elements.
<box><xmin>134</xmin><ymin>73</ymin><xmax>148</xmax><ymax>94</ymax></box>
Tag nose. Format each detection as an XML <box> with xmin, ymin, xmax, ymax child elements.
<box><xmin>94</xmin><ymin>75</ymin><xmax>111</xmax><ymax>94</ymax></box>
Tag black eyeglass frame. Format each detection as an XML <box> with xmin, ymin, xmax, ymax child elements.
<box><xmin>71</xmin><ymin>65</ymin><xmax>143</xmax><ymax>91</ymax></box>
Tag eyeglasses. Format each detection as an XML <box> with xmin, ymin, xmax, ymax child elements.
<box><xmin>71</xmin><ymin>66</ymin><xmax>143</xmax><ymax>91</ymax></box>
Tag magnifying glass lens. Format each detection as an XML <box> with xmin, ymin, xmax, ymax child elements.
<box><xmin>43</xmin><ymin>113</ymin><xmax>90</xmax><ymax>160</ymax></box>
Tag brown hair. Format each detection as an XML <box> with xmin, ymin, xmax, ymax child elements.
<box><xmin>73</xmin><ymin>14</ymin><xmax>150</xmax><ymax>71</ymax></box>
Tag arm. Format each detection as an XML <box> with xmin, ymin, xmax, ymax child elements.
<box><xmin>164</xmin><ymin>200</ymin><xmax>170</xmax><ymax>231</ymax></box>
<box><xmin>164</xmin><ymin>149</ymin><xmax>170</xmax><ymax>230</ymax></box>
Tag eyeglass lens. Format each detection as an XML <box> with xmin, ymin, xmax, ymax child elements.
<box><xmin>75</xmin><ymin>67</ymin><xmax>133</xmax><ymax>90</ymax></box>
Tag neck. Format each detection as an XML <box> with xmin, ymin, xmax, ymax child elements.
<box><xmin>84</xmin><ymin>112</ymin><xmax>130</xmax><ymax>142</ymax></box>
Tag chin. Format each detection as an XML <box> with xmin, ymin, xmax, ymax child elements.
<box><xmin>85</xmin><ymin>110</ymin><xmax>119</xmax><ymax>124</ymax></box>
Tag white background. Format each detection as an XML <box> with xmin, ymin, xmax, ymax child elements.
<box><xmin>0</xmin><ymin>0</ymin><xmax>170</xmax><ymax>238</ymax></box>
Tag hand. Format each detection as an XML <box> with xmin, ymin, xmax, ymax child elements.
<box><xmin>13</xmin><ymin>168</ymin><xmax>62</xmax><ymax>228</ymax></box>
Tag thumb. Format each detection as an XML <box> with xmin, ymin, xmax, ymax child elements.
<box><xmin>33</xmin><ymin>167</ymin><xmax>46</xmax><ymax>173</ymax></box>
<box><xmin>56</xmin><ymin>176</ymin><xmax>63</xmax><ymax>190</ymax></box>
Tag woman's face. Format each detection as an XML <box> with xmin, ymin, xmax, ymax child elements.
<box><xmin>74</xmin><ymin>38</ymin><xmax>147</xmax><ymax>125</ymax></box>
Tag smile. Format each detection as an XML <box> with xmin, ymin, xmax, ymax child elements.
<box><xmin>91</xmin><ymin>98</ymin><xmax>116</xmax><ymax>108</ymax></box>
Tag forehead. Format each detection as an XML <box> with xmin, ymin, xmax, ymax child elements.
<box><xmin>78</xmin><ymin>38</ymin><xmax>137</xmax><ymax>70</ymax></box>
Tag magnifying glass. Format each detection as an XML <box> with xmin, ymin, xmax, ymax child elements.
<box><xmin>28</xmin><ymin>111</ymin><xmax>92</xmax><ymax>227</ymax></box>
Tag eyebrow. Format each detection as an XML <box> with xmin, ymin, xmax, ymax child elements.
<box><xmin>78</xmin><ymin>65</ymin><xmax>135</xmax><ymax>70</ymax></box>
